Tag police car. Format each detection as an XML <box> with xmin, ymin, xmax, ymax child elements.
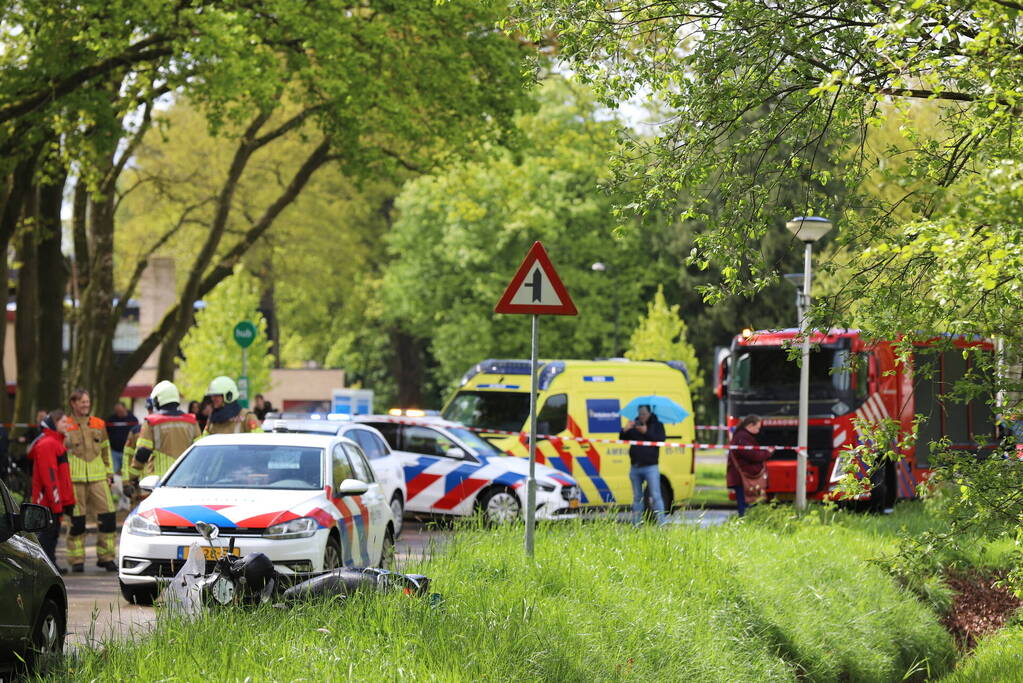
<box><xmin>356</xmin><ymin>415</ymin><xmax>582</xmax><ymax>522</ymax></box>
<box><xmin>261</xmin><ymin>414</ymin><xmax>408</xmax><ymax>537</ymax></box>
<box><xmin>118</xmin><ymin>433</ymin><xmax>394</xmax><ymax>605</ymax></box>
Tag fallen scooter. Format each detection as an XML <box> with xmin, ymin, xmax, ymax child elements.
<box><xmin>166</xmin><ymin>521</ymin><xmax>433</xmax><ymax>614</ymax></box>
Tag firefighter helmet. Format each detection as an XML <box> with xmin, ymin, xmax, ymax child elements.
<box><xmin>207</xmin><ymin>376</ymin><xmax>238</xmax><ymax>404</ymax></box>
<box><xmin>150</xmin><ymin>380</ymin><xmax>181</xmax><ymax>410</ymax></box>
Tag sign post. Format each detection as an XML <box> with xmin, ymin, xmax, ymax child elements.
<box><xmin>494</xmin><ymin>241</ymin><xmax>577</xmax><ymax>557</ymax></box>
<box><xmin>233</xmin><ymin>321</ymin><xmax>256</xmax><ymax>408</ymax></box>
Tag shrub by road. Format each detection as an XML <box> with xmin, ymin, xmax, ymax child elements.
<box><xmin>48</xmin><ymin>507</ymin><xmax>992</xmax><ymax>682</ymax></box>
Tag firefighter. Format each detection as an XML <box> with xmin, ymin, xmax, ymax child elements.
<box><xmin>132</xmin><ymin>381</ymin><xmax>201</xmax><ymax>480</ymax></box>
<box><xmin>65</xmin><ymin>389</ymin><xmax>116</xmax><ymax>572</ymax></box>
<box><xmin>203</xmin><ymin>376</ymin><xmax>263</xmax><ymax>436</ymax></box>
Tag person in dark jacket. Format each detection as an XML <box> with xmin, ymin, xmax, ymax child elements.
<box><xmin>30</xmin><ymin>410</ymin><xmax>76</xmax><ymax>571</ymax></box>
<box><xmin>620</xmin><ymin>405</ymin><xmax>668</xmax><ymax>525</ymax></box>
<box><xmin>105</xmin><ymin>401</ymin><xmax>139</xmax><ymax>478</ymax></box>
<box><xmin>726</xmin><ymin>414</ymin><xmax>772</xmax><ymax>516</ymax></box>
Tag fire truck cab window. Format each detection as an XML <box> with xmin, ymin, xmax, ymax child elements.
<box><xmin>730</xmin><ymin>346</ymin><xmax>851</xmax><ymax>401</ymax></box>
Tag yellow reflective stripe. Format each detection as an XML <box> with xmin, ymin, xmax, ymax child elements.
<box><xmin>137</xmin><ymin>438</ymin><xmax>155</xmax><ymax>450</ymax></box>
<box><xmin>152</xmin><ymin>451</ymin><xmax>177</xmax><ymax>477</ymax></box>
<box><xmin>69</xmin><ymin>455</ymin><xmax>109</xmax><ymax>482</ymax></box>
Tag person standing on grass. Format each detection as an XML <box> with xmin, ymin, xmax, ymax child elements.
<box><xmin>727</xmin><ymin>415</ymin><xmax>772</xmax><ymax>517</ymax></box>
<box><xmin>620</xmin><ymin>405</ymin><xmax>668</xmax><ymax>525</ymax></box>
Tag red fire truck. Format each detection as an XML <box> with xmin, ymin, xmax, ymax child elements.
<box><xmin>720</xmin><ymin>328</ymin><xmax>996</xmax><ymax>508</ymax></box>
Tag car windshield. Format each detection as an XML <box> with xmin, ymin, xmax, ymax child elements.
<box><xmin>163</xmin><ymin>444</ymin><xmax>324</xmax><ymax>490</ymax></box>
<box><xmin>446</xmin><ymin>427</ymin><xmax>502</xmax><ymax>456</ymax></box>
<box><xmin>443</xmin><ymin>391</ymin><xmax>530</xmax><ymax>432</ymax></box>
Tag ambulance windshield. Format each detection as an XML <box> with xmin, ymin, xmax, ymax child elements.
<box><xmin>444</xmin><ymin>391</ymin><xmax>530</xmax><ymax>432</ymax></box>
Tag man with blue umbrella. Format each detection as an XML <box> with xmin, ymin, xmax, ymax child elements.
<box><xmin>620</xmin><ymin>404</ymin><xmax>668</xmax><ymax>525</ymax></box>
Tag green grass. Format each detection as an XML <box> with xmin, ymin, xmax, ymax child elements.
<box><xmin>939</xmin><ymin>626</ymin><xmax>1023</xmax><ymax>682</ymax></box>
<box><xmin>688</xmin><ymin>460</ymin><xmax>731</xmax><ymax>508</ymax></box>
<box><xmin>48</xmin><ymin>508</ymin><xmax>959</xmax><ymax>682</ymax></box>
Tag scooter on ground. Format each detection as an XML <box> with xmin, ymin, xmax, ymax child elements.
<box><xmin>166</xmin><ymin>521</ymin><xmax>432</xmax><ymax>614</ymax></box>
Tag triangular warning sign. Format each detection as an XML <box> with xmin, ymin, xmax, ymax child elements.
<box><xmin>495</xmin><ymin>241</ymin><xmax>577</xmax><ymax>316</ymax></box>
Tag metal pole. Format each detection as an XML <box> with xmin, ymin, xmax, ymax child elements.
<box><xmin>796</xmin><ymin>241</ymin><xmax>812</xmax><ymax>512</ymax></box>
<box><xmin>525</xmin><ymin>314</ymin><xmax>539</xmax><ymax>556</ymax></box>
<box><xmin>612</xmin><ymin>293</ymin><xmax>620</xmax><ymax>357</ymax></box>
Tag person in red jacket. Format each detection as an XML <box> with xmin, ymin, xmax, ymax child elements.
<box><xmin>30</xmin><ymin>410</ymin><xmax>75</xmax><ymax>571</ymax></box>
<box><xmin>726</xmin><ymin>414</ymin><xmax>772</xmax><ymax>516</ymax></box>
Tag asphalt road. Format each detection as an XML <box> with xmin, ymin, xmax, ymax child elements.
<box><xmin>61</xmin><ymin>508</ymin><xmax>733</xmax><ymax>648</ymax></box>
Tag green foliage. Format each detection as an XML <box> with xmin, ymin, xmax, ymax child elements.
<box><xmin>47</xmin><ymin>514</ymin><xmax>955</xmax><ymax>681</ymax></box>
<box><xmin>625</xmin><ymin>285</ymin><xmax>702</xmax><ymax>392</ymax></box>
<box><xmin>379</xmin><ymin>78</ymin><xmax>675</xmax><ymax>398</ymax></box>
<box><xmin>177</xmin><ymin>267</ymin><xmax>272</xmax><ymax>405</ymax></box>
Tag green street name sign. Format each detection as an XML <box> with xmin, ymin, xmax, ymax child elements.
<box><xmin>233</xmin><ymin>321</ymin><xmax>257</xmax><ymax>348</ymax></box>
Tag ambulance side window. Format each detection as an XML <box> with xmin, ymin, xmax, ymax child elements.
<box><xmin>537</xmin><ymin>394</ymin><xmax>568</xmax><ymax>434</ymax></box>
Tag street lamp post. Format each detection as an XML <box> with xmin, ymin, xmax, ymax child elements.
<box><xmin>784</xmin><ymin>216</ymin><xmax>833</xmax><ymax>512</ymax></box>
<box><xmin>591</xmin><ymin>262</ymin><xmax>620</xmax><ymax>356</ymax></box>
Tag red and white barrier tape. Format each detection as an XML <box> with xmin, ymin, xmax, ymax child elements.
<box><xmin>364</xmin><ymin>415</ymin><xmax>805</xmax><ymax>452</ymax></box>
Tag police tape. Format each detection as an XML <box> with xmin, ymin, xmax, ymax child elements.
<box><xmin>366</xmin><ymin>415</ymin><xmax>805</xmax><ymax>452</ymax></box>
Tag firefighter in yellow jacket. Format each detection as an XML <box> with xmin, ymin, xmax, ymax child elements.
<box><xmin>203</xmin><ymin>376</ymin><xmax>263</xmax><ymax>436</ymax></box>
<box><xmin>65</xmin><ymin>389</ymin><xmax>116</xmax><ymax>572</ymax></box>
<box><xmin>133</xmin><ymin>380</ymin><xmax>201</xmax><ymax>479</ymax></box>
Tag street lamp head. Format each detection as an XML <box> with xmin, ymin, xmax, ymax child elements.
<box><xmin>785</xmin><ymin>216</ymin><xmax>833</xmax><ymax>243</ymax></box>
<box><xmin>783</xmin><ymin>273</ymin><xmax>805</xmax><ymax>291</ymax></box>
<box><xmin>591</xmin><ymin>262</ymin><xmax>607</xmax><ymax>272</ymax></box>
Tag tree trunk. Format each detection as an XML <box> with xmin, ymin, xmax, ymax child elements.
<box><xmin>0</xmin><ymin>152</ymin><xmax>41</xmax><ymax>422</ymax></box>
<box><xmin>13</xmin><ymin>207</ymin><xmax>40</xmax><ymax>434</ymax></box>
<box><xmin>391</xmin><ymin>330</ymin><xmax>425</xmax><ymax>408</ymax></box>
<box><xmin>37</xmin><ymin>173</ymin><xmax>68</xmax><ymax>410</ymax></box>
<box><xmin>68</xmin><ymin>168</ymin><xmax>118</xmax><ymax>414</ymax></box>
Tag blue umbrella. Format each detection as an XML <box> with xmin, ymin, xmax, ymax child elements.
<box><xmin>621</xmin><ymin>395</ymin><xmax>690</xmax><ymax>424</ymax></box>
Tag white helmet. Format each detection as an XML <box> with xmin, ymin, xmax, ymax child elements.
<box><xmin>207</xmin><ymin>376</ymin><xmax>239</xmax><ymax>403</ymax></box>
<box><xmin>150</xmin><ymin>380</ymin><xmax>181</xmax><ymax>410</ymax></box>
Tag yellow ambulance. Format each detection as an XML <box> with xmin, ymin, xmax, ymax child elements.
<box><xmin>441</xmin><ymin>359</ymin><xmax>696</xmax><ymax>508</ymax></box>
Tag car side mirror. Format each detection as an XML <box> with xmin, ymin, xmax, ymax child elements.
<box><xmin>445</xmin><ymin>447</ymin><xmax>467</xmax><ymax>460</ymax></box>
<box><xmin>18</xmin><ymin>503</ymin><xmax>52</xmax><ymax>533</ymax></box>
<box><xmin>139</xmin><ymin>475</ymin><xmax>160</xmax><ymax>492</ymax></box>
<box><xmin>336</xmin><ymin>478</ymin><xmax>369</xmax><ymax>496</ymax></box>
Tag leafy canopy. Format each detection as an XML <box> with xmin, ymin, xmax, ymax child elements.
<box><xmin>379</xmin><ymin>78</ymin><xmax>676</xmax><ymax>396</ymax></box>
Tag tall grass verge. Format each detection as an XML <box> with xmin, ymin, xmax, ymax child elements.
<box><xmin>45</xmin><ymin>510</ymin><xmax>956</xmax><ymax>682</ymax></box>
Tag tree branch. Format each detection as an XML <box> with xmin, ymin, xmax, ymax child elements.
<box><xmin>110</xmin><ymin>138</ymin><xmax>333</xmax><ymax>392</ymax></box>
<box><xmin>0</xmin><ymin>36</ymin><xmax>174</xmax><ymax>125</ymax></box>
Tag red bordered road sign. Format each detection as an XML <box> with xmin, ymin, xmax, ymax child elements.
<box><xmin>494</xmin><ymin>241</ymin><xmax>577</xmax><ymax>316</ymax></box>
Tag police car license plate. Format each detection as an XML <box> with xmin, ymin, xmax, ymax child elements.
<box><xmin>178</xmin><ymin>545</ymin><xmax>241</xmax><ymax>561</ymax></box>
<box><xmin>569</xmin><ymin>499</ymin><xmax>579</xmax><ymax>509</ymax></box>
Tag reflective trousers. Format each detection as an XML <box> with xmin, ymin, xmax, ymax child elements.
<box><xmin>67</xmin><ymin>480</ymin><xmax>116</xmax><ymax>564</ymax></box>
